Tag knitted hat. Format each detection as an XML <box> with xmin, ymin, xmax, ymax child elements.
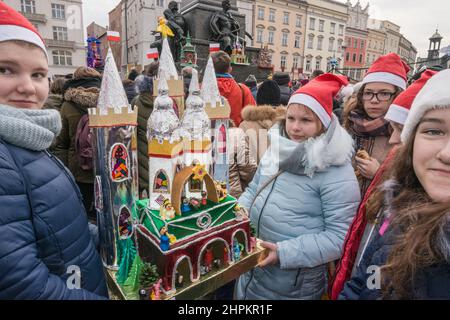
<box><xmin>256</xmin><ymin>80</ymin><xmax>281</xmax><ymax>106</ymax></box>
<box><xmin>385</xmin><ymin>69</ymin><xmax>438</xmax><ymax>126</ymax></box>
<box><xmin>401</xmin><ymin>69</ymin><xmax>450</xmax><ymax>143</ymax></box>
<box><xmin>0</xmin><ymin>2</ymin><xmax>47</xmax><ymax>57</ymax></box>
<box><xmin>288</xmin><ymin>73</ymin><xmax>348</xmax><ymax>127</ymax></box>
<box><xmin>273</xmin><ymin>72</ymin><xmax>291</xmax><ymax>86</ymax></box>
<box><xmin>362</xmin><ymin>53</ymin><xmax>410</xmax><ymax>90</ymax></box>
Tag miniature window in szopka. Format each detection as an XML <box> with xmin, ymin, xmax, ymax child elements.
<box><xmin>154</xmin><ymin>169</ymin><xmax>170</xmax><ymax>192</ymax></box>
<box><xmin>110</xmin><ymin>143</ymin><xmax>130</xmax><ymax>182</ymax></box>
<box><xmin>118</xmin><ymin>206</ymin><xmax>133</xmax><ymax>240</ymax></box>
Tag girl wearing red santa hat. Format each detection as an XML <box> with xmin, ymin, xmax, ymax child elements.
<box><xmin>339</xmin><ymin>69</ymin><xmax>450</xmax><ymax>299</ymax></box>
<box><xmin>235</xmin><ymin>74</ymin><xmax>360</xmax><ymax>300</ymax></box>
<box><xmin>330</xmin><ymin>69</ymin><xmax>438</xmax><ymax>300</ymax></box>
<box><xmin>0</xmin><ymin>2</ymin><xmax>108</xmax><ymax>299</ymax></box>
<box><xmin>343</xmin><ymin>53</ymin><xmax>410</xmax><ymax>195</ymax></box>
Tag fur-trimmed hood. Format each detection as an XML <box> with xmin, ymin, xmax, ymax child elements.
<box><xmin>64</xmin><ymin>87</ymin><xmax>100</xmax><ymax>110</ymax></box>
<box><xmin>262</xmin><ymin>114</ymin><xmax>354</xmax><ymax>177</ymax></box>
<box><xmin>241</xmin><ymin>105</ymin><xmax>286</xmax><ymax>129</ymax></box>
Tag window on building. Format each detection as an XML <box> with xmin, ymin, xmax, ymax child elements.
<box><xmin>295</xmin><ymin>35</ymin><xmax>301</xmax><ymax>48</ymax></box>
<box><xmin>53</xmin><ymin>26</ymin><xmax>68</xmax><ymax>41</ymax></box>
<box><xmin>309</xmin><ymin>18</ymin><xmax>315</xmax><ymax>30</ymax></box>
<box><xmin>283</xmin><ymin>12</ymin><xmax>289</xmax><ymax>25</ymax></box>
<box><xmin>346</xmin><ymin>52</ymin><xmax>350</xmax><ymax>61</ymax></box>
<box><xmin>347</xmin><ymin>38</ymin><xmax>351</xmax><ymax>48</ymax></box>
<box><xmin>352</xmin><ymin>53</ymin><xmax>357</xmax><ymax>62</ymax></box>
<box><xmin>282</xmin><ymin>33</ymin><xmax>288</xmax><ymax>46</ymax></box>
<box><xmin>281</xmin><ymin>55</ymin><xmax>287</xmax><ymax>69</ymax></box>
<box><xmin>354</xmin><ymin>39</ymin><xmax>358</xmax><ymax>49</ymax></box>
<box><xmin>52</xmin><ymin>50</ymin><xmax>72</xmax><ymax>66</ymax></box>
<box><xmin>330</xmin><ymin>23</ymin><xmax>336</xmax><ymax>34</ymax></box>
<box><xmin>317</xmin><ymin>37</ymin><xmax>323</xmax><ymax>50</ymax></box>
<box><xmin>319</xmin><ymin>20</ymin><xmax>324</xmax><ymax>32</ymax></box>
<box><xmin>329</xmin><ymin>38</ymin><xmax>335</xmax><ymax>52</ymax></box>
<box><xmin>257</xmin><ymin>29</ymin><xmax>263</xmax><ymax>43</ymax></box>
<box><xmin>258</xmin><ymin>7</ymin><xmax>264</xmax><ymax>20</ymax></box>
<box><xmin>315</xmin><ymin>58</ymin><xmax>321</xmax><ymax>70</ymax></box>
<box><xmin>338</xmin><ymin>39</ymin><xmax>343</xmax><ymax>52</ymax></box>
<box><xmin>51</xmin><ymin>3</ymin><xmax>65</xmax><ymax>19</ymax></box>
<box><xmin>21</xmin><ymin>0</ymin><xmax>36</xmax><ymax>14</ymax></box>
<box><xmin>366</xmin><ymin>54</ymin><xmax>370</xmax><ymax>64</ymax></box>
<box><xmin>157</xmin><ymin>0</ymin><xmax>164</xmax><ymax>7</ymax></box>
<box><xmin>268</xmin><ymin>31</ymin><xmax>274</xmax><ymax>45</ymax></box>
<box><xmin>306</xmin><ymin>58</ymin><xmax>311</xmax><ymax>72</ymax></box>
<box><xmin>359</xmin><ymin>54</ymin><xmax>363</xmax><ymax>63</ymax></box>
<box><xmin>269</xmin><ymin>9</ymin><xmax>276</xmax><ymax>22</ymax></box>
<box><xmin>339</xmin><ymin>24</ymin><xmax>344</xmax><ymax>36</ymax></box>
<box><xmin>356</xmin><ymin>69</ymin><xmax>362</xmax><ymax>80</ymax></box>
<box><xmin>296</xmin><ymin>15</ymin><xmax>302</xmax><ymax>27</ymax></box>
<box><xmin>308</xmin><ymin>35</ymin><xmax>314</xmax><ymax>49</ymax></box>
<box><xmin>373</xmin><ymin>54</ymin><xmax>376</xmax><ymax>62</ymax></box>
<box><xmin>293</xmin><ymin>56</ymin><xmax>299</xmax><ymax>69</ymax></box>
<box><xmin>360</xmin><ymin>40</ymin><xmax>365</xmax><ymax>49</ymax></box>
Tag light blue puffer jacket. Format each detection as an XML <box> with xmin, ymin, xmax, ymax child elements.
<box><xmin>235</xmin><ymin>115</ymin><xmax>361</xmax><ymax>300</ymax></box>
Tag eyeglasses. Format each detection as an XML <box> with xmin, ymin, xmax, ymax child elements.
<box><xmin>362</xmin><ymin>91</ymin><xmax>396</xmax><ymax>102</ymax></box>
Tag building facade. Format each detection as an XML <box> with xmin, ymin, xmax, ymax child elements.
<box><xmin>4</xmin><ymin>0</ymin><xmax>86</xmax><ymax>78</ymax></box>
<box><xmin>365</xmin><ymin>27</ymin><xmax>386</xmax><ymax>67</ymax></box>
<box><xmin>303</xmin><ymin>0</ymin><xmax>348</xmax><ymax>77</ymax></box>
<box><xmin>398</xmin><ymin>34</ymin><xmax>416</xmax><ymax>65</ymax></box>
<box><xmin>251</xmin><ymin>0</ymin><xmax>308</xmax><ymax>78</ymax></box>
<box><xmin>342</xmin><ymin>0</ymin><xmax>369</xmax><ymax>81</ymax></box>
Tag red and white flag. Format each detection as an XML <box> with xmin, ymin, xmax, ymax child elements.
<box><xmin>107</xmin><ymin>31</ymin><xmax>121</xmax><ymax>42</ymax></box>
<box><xmin>209</xmin><ymin>43</ymin><xmax>220</xmax><ymax>53</ymax></box>
<box><xmin>147</xmin><ymin>48</ymin><xmax>159</xmax><ymax>59</ymax></box>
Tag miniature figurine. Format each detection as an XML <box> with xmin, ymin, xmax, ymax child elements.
<box><xmin>233</xmin><ymin>240</ymin><xmax>244</xmax><ymax>261</ymax></box>
<box><xmin>153</xmin><ymin>279</ymin><xmax>162</xmax><ymax>300</ymax></box>
<box><xmin>213</xmin><ymin>258</ymin><xmax>221</xmax><ymax>269</ymax></box>
<box><xmin>175</xmin><ymin>272</ymin><xmax>184</xmax><ymax>288</ymax></box>
<box><xmin>201</xmin><ymin>191</ymin><xmax>207</xmax><ymax>206</ymax></box>
<box><xmin>204</xmin><ymin>247</ymin><xmax>214</xmax><ymax>272</ymax></box>
<box><xmin>159</xmin><ymin>226</ymin><xmax>171</xmax><ymax>251</ymax></box>
<box><xmin>139</xmin><ymin>288</ymin><xmax>148</xmax><ymax>300</ymax></box>
<box><xmin>189</xmin><ymin>197</ymin><xmax>201</xmax><ymax>210</ymax></box>
<box><xmin>181</xmin><ymin>196</ymin><xmax>191</xmax><ymax>214</ymax></box>
<box><xmin>160</xmin><ymin>198</ymin><xmax>176</xmax><ymax>220</ymax></box>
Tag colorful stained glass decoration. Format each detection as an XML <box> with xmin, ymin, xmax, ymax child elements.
<box><xmin>153</xmin><ymin>170</ymin><xmax>170</xmax><ymax>192</ymax></box>
<box><xmin>118</xmin><ymin>206</ymin><xmax>133</xmax><ymax>240</ymax></box>
<box><xmin>110</xmin><ymin>143</ymin><xmax>130</xmax><ymax>182</ymax></box>
<box><xmin>155</xmin><ymin>194</ymin><xmax>166</xmax><ymax>206</ymax></box>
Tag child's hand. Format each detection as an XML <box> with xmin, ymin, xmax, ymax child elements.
<box><xmin>355</xmin><ymin>156</ymin><xmax>380</xmax><ymax>179</ymax></box>
<box><xmin>257</xmin><ymin>241</ymin><xmax>279</xmax><ymax>268</ymax></box>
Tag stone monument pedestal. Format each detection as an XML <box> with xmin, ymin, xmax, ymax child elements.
<box><xmin>180</xmin><ymin>0</ymin><xmax>271</xmax><ymax>83</ymax></box>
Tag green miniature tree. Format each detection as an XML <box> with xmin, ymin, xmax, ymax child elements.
<box><xmin>116</xmin><ymin>238</ymin><xmax>137</xmax><ymax>285</ymax></box>
<box><xmin>123</xmin><ymin>254</ymin><xmax>143</xmax><ymax>292</ymax></box>
<box><xmin>139</xmin><ymin>262</ymin><xmax>160</xmax><ymax>289</ymax></box>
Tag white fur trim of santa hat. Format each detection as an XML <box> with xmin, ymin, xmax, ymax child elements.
<box><xmin>288</xmin><ymin>93</ymin><xmax>331</xmax><ymax>128</ymax></box>
<box><xmin>362</xmin><ymin>71</ymin><xmax>406</xmax><ymax>90</ymax></box>
<box><xmin>0</xmin><ymin>24</ymin><xmax>47</xmax><ymax>57</ymax></box>
<box><xmin>385</xmin><ymin>103</ymin><xmax>409</xmax><ymax>125</ymax></box>
<box><xmin>401</xmin><ymin>69</ymin><xmax>450</xmax><ymax>143</ymax></box>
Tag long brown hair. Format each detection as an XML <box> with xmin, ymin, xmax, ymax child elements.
<box><xmin>342</xmin><ymin>83</ymin><xmax>402</xmax><ymax>130</ymax></box>
<box><xmin>365</xmin><ymin>124</ymin><xmax>450</xmax><ymax>299</ymax></box>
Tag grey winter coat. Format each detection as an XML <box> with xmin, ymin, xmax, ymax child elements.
<box><xmin>235</xmin><ymin>115</ymin><xmax>361</xmax><ymax>300</ymax></box>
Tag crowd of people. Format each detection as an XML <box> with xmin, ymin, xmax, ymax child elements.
<box><xmin>1</xmin><ymin>2</ymin><xmax>450</xmax><ymax>300</ymax></box>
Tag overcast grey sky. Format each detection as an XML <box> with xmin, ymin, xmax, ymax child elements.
<box><xmin>83</xmin><ymin>0</ymin><xmax>449</xmax><ymax>58</ymax></box>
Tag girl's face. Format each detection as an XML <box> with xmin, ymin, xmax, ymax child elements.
<box><xmin>0</xmin><ymin>41</ymin><xmax>49</xmax><ymax>109</ymax></box>
<box><xmin>413</xmin><ymin>108</ymin><xmax>450</xmax><ymax>202</ymax></box>
<box><xmin>389</xmin><ymin>121</ymin><xmax>404</xmax><ymax>145</ymax></box>
<box><xmin>362</xmin><ymin>82</ymin><xmax>397</xmax><ymax>119</ymax></box>
<box><xmin>286</xmin><ymin>104</ymin><xmax>324</xmax><ymax>143</ymax></box>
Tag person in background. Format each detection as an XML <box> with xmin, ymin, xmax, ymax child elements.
<box><xmin>44</xmin><ymin>77</ymin><xmax>66</xmax><ymax>112</ymax></box>
<box><xmin>273</xmin><ymin>72</ymin><xmax>293</xmax><ymax>106</ymax></box>
<box><xmin>0</xmin><ymin>2</ymin><xmax>107</xmax><ymax>299</ymax></box>
<box><xmin>343</xmin><ymin>53</ymin><xmax>409</xmax><ymax>195</ymax></box>
<box><xmin>340</xmin><ymin>70</ymin><xmax>450</xmax><ymax>300</ymax></box>
<box><xmin>311</xmin><ymin>69</ymin><xmax>324</xmax><ymax>80</ymax></box>
<box><xmin>212</xmin><ymin>51</ymin><xmax>256</xmax><ymax>126</ymax></box>
<box><xmin>123</xmin><ymin>69</ymin><xmax>139</xmax><ymax>103</ymax></box>
<box><xmin>244</xmin><ymin>74</ymin><xmax>258</xmax><ymax>101</ymax></box>
<box><xmin>182</xmin><ymin>66</ymin><xmax>193</xmax><ymax>100</ymax></box>
<box><xmin>53</xmin><ymin>67</ymin><xmax>102</xmax><ymax>222</ymax></box>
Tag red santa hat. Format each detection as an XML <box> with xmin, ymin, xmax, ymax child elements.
<box><xmin>0</xmin><ymin>2</ymin><xmax>47</xmax><ymax>57</ymax></box>
<box><xmin>362</xmin><ymin>53</ymin><xmax>410</xmax><ymax>90</ymax></box>
<box><xmin>287</xmin><ymin>73</ymin><xmax>348</xmax><ymax>128</ymax></box>
<box><xmin>401</xmin><ymin>69</ymin><xmax>450</xmax><ymax>143</ymax></box>
<box><xmin>385</xmin><ymin>70</ymin><xmax>438</xmax><ymax>125</ymax></box>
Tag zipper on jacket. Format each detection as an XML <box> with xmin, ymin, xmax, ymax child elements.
<box><xmin>44</xmin><ymin>150</ymin><xmax>85</xmax><ymax>204</ymax></box>
<box><xmin>293</xmin><ymin>268</ymin><xmax>302</xmax><ymax>287</ymax></box>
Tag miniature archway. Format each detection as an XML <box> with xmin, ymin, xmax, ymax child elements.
<box><xmin>153</xmin><ymin>169</ymin><xmax>170</xmax><ymax>192</ymax></box>
<box><xmin>172</xmin><ymin>255</ymin><xmax>194</xmax><ymax>290</ymax></box>
<box><xmin>171</xmin><ymin>165</ymin><xmax>220</xmax><ymax>215</ymax></box>
<box><xmin>197</xmin><ymin>237</ymin><xmax>230</xmax><ymax>279</ymax></box>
